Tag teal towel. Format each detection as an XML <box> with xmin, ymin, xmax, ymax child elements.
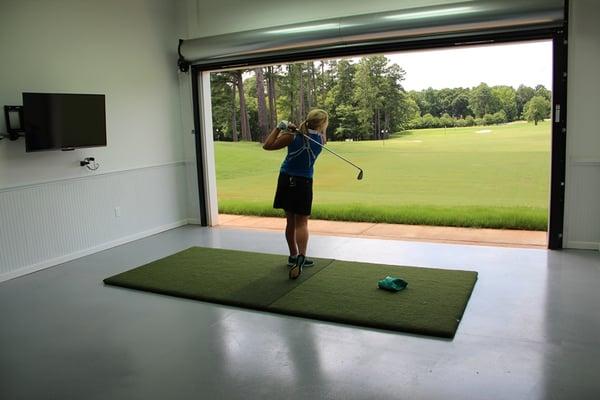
<box><xmin>378</xmin><ymin>276</ymin><xmax>408</xmax><ymax>292</ymax></box>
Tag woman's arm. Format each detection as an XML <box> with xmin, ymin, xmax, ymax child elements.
<box><xmin>263</xmin><ymin>123</ymin><xmax>296</xmax><ymax>150</ymax></box>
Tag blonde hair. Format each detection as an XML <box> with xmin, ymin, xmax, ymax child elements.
<box><xmin>299</xmin><ymin>109</ymin><xmax>328</xmax><ymax>135</ymax></box>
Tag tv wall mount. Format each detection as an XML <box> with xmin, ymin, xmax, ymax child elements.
<box><xmin>2</xmin><ymin>105</ymin><xmax>25</xmax><ymax>141</ymax></box>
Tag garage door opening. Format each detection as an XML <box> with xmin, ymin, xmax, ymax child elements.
<box><xmin>202</xmin><ymin>39</ymin><xmax>553</xmax><ymax>247</ymax></box>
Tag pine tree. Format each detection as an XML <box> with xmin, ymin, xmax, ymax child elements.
<box><xmin>255</xmin><ymin>68</ymin><xmax>269</xmax><ymax>142</ymax></box>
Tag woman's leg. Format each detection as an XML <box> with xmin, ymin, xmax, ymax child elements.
<box><xmin>285</xmin><ymin>211</ymin><xmax>298</xmax><ymax>256</ymax></box>
<box><xmin>294</xmin><ymin>214</ymin><xmax>309</xmax><ymax>256</ymax></box>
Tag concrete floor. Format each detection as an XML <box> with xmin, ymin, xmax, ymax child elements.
<box><xmin>1</xmin><ymin>225</ymin><xmax>599</xmax><ymax>400</ymax></box>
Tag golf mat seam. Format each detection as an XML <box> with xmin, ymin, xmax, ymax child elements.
<box><xmin>265</xmin><ymin>258</ymin><xmax>337</xmax><ymax>307</ymax></box>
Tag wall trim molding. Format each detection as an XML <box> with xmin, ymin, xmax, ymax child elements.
<box><xmin>0</xmin><ymin>219</ymin><xmax>189</xmax><ymax>283</ymax></box>
<box><xmin>565</xmin><ymin>240</ymin><xmax>600</xmax><ymax>251</ymax></box>
<box><xmin>0</xmin><ymin>161</ymin><xmax>187</xmax><ymax>193</ymax></box>
<box><xmin>570</xmin><ymin>158</ymin><xmax>600</xmax><ymax>166</ymax></box>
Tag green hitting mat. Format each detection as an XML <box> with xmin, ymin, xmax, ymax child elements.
<box><xmin>103</xmin><ymin>247</ymin><xmax>478</xmax><ymax>338</ymax></box>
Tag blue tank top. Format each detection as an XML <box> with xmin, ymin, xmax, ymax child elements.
<box><xmin>280</xmin><ymin>129</ymin><xmax>323</xmax><ymax>179</ymax></box>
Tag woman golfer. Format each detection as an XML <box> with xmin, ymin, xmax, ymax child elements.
<box><xmin>263</xmin><ymin>109</ymin><xmax>328</xmax><ymax>279</ymax></box>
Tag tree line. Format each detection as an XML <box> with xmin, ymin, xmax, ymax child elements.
<box><xmin>210</xmin><ymin>56</ymin><xmax>552</xmax><ymax>142</ymax></box>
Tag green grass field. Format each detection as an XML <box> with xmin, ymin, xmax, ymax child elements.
<box><xmin>215</xmin><ymin>121</ymin><xmax>550</xmax><ymax>230</ymax></box>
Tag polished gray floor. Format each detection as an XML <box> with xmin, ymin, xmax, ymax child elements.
<box><xmin>1</xmin><ymin>226</ymin><xmax>599</xmax><ymax>400</ymax></box>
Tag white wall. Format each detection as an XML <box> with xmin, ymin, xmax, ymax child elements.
<box><xmin>563</xmin><ymin>0</ymin><xmax>600</xmax><ymax>250</ymax></box>
<box><xmin>179</xmin><ymin>0</ymin><xmax>600</xmax><ymax>250</ymax></box>
<box><xmin>0</xmin><ymin>0</ymin><xmax>189</xmax><ymax>281</ymax></box>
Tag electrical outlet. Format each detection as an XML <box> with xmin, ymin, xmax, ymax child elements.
<box><xmin>114</xmin><ymin>206</ymin><xmax>121</xmax><ymax>217</ymax></box>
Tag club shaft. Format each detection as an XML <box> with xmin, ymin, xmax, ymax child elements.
<box><xmin>302</xmin><ymin>134</ymin><xmax>363</xmax><ymax>172</ymax></box>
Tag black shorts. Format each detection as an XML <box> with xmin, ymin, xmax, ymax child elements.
<box><xmin>273</xmin><ymin>172</ymin><xmax>313</xmax><ymax>216</ymax></box>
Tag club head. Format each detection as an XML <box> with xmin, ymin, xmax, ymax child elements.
<box><xmin>357</xmin><ymin>170</ymin><xmax>363</xmax><ymax>180</ymax></box>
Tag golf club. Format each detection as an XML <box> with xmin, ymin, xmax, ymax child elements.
<box><xmin>289</xmin><ymin>127</ymin><xmax>364</xmax><ymax>180</ymax></box>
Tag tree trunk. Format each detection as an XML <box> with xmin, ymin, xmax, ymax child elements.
<box><xmin>235</xmin><ymin>71</ymin><xmax>251</xmax><ymax>141</ymax></box>
<box><xmin>298</xmin><ymin>64</ymin><xmax>305</xmax><ymax>123</ymax></box>
<box><xmin>289</xmin><ymin>65</ymin><xmax>295</xmax><ymax>122</ymax></box>
<box><xmin>307</xmin><ymin>62</ymin><xmax>313</xmax><ymax>110</ymax></box>
<box><xmin>375</xmin><ymin>109</ymin><xmax>381</xmax><ymax>139</ymax></box>
<box><xmin>230</xmin><ymin>81</ymin><xmax>238</xmax><ymax>142</ymax></box>
<box><xmin>312</xmin><ymin>63</ymin><xmax>318</xmax><ymax>108</ymax></box>
<box><xmin>267</xmin><ymin>66</ymin><xmax>277</xmax><ymax>130</ymax></box>
<box><xmin>384</xmin><ymin>110</ymin><xmax>390</xmax><ymax>138</ymax></box>
<box><xmin>320</xmin><ymin>61</ymin><xmax>326</xmax><ymax>104</ymax></box>
<box><xmin>255</xmin><ymin>68</ymin><xmax>269</xmax><ymax>142</ymax></box>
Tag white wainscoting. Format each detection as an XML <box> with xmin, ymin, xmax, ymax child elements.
<box><xmin>0</xmin><ymin>162</ymin><xmax>188</xmax><ymax>282</ymax></box>
<box><xmin>564</xmin><ymin>159</ymin><xmax>600</xmax><ymax>250</ymax></box>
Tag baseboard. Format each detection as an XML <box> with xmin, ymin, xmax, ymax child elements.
<box><xmin>187</xmin><ymin>218</ymin><xmax>202</xmax><ymax>225</ymax></box>
<box><xmin>0</xmin><ymin>220</ymin><xmax>189</xmax><ymax>283</ymax></box>
<box><xmin>565</xmin><ymin>240</ymin><xmax>600</xmax><ymax>251</ymax></box>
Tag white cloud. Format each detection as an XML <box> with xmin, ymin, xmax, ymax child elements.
<box><xmin>384</xmin><ymin>40</ymin><xmax>552</xmax><ymax>91</ymax></box>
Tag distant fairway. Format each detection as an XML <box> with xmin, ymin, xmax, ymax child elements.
<box><xmin>215</xmin><ymin>121</ymin><xmax>550</xmax><ymax>230</ymax></box>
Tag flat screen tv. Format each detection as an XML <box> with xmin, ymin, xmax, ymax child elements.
<box><xmin>23</xmin><ymin>93</ymin><xmax>106</xmax><ymax>152</ymax></box>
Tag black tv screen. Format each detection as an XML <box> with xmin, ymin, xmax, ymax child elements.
<box><xmin>23</xmin><ymin>93</ymin><xmax>106</xmax><ymax>152</ymax></box>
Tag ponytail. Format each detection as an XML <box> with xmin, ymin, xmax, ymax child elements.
<box><xmin>299</xmin><ymin>120</ymin><xmax>309</xmax><ymax>135</ymax></box>
<box><xmin>298</xmin><ymin>109</ymin><xmax>328</xmax><ymax>135</ymax></box>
